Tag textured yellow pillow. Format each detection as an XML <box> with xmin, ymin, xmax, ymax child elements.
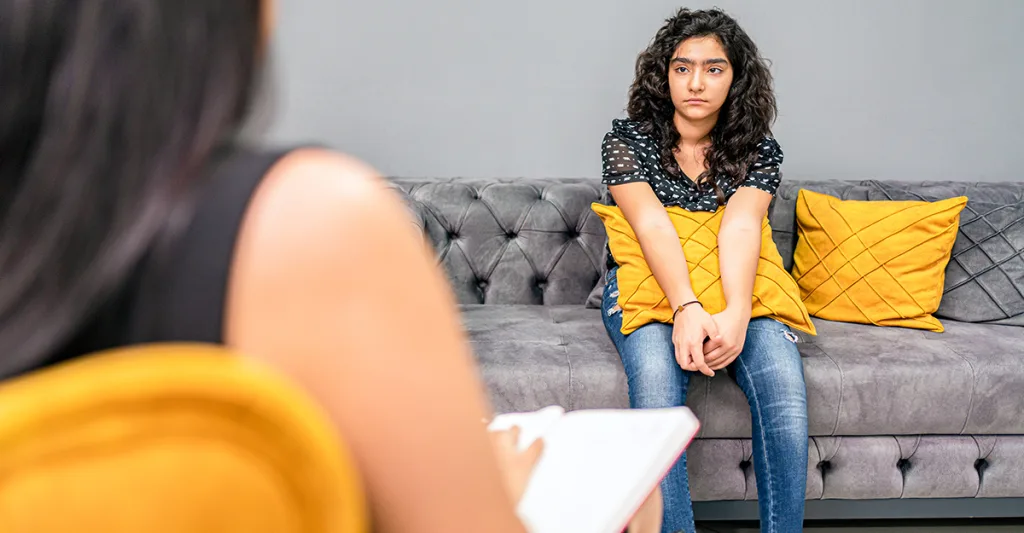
<box><xmin>592</xmin><ymin>203</ymin><xmax>816</xmax><ymax>336</ymax></box>
<box><xmin>791</xmin><ymin>189</ymin><xmax>967</xmax><ymax>332</ymax></box>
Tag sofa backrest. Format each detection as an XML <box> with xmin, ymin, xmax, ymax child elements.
<box><xmin>393</xmin><ymin>179</ymin><xmax>606</xmax><ymax>305</ymax></box>
<box><xmin>396</xmin><ymin>178</ymin><xmax>1024</xmax><ymax>326</ymax></box>
<box><xmin>770</xmin><ymin>180</ymin><xmax>873</xmax><ymax>270</ymax></box>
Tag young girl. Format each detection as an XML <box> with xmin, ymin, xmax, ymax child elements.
<box><xmin>600</xmin><ymin>9</ymin><xmax>809</xmax><ymax>533</ymax></box>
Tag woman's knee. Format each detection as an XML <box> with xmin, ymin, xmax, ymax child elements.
<box><xmin>619</xmin><ymin>323</ymin><xmax>675</xmax><ymax>374</ymax></box>
<box><xmin>618</xmin><ymin>323</ymin><xmax>688</xmax><ymax>408</ymax></box>
<box><xmin>736</xmin><ymin>320</ymin><xmax>808</xmax><ymax>432</ymax></box>
<box><xmin>740</xmin><ymin>319</ymin><xmax>806</xmax><ymax>388</ymax></box>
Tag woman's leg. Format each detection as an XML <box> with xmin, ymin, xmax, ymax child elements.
<box><xmin>602</xmin><ymin>271</ymin><xmax>694</xmax><ymax>533</ymax></box>
<box><xmin>731</xmin><ymin>318</ymin><xmax>808</xmax><ymax>533</ymax></box>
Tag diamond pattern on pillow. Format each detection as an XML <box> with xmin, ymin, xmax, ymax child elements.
<box><xmin>592</xmin><ymin>204</ymin><xmax>816</xmax><ymax>336</ymax></box>
<box><xmin>865</xmin><ymin>181</ymin><xmax>1024</xmax><ymax>326</ymax></box>
<box><xmin>792</xmin><ymin>189</ymin><xmax>967</xmax><ymax>332</ymax></box>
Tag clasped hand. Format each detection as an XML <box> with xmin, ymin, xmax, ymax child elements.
<box><xmin>672</xmin><ymin>305</ymin><xmax>749</xmax><ymax>376</ymax></box>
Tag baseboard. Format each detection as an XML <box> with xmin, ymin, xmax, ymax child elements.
<box><xmin>693</xmin><ymin>498</ymin><xmax>1024</xmax><ymax>521</ymax></box>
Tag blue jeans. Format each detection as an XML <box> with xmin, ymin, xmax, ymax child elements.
<box><xmin>602</xmin><ymin>269</ymin><xmax>808</xmax><ymax>533</ymax></box>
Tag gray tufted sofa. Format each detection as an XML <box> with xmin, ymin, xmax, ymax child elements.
<box><xmin>394</xmin><ymin>177</ymin><xmax>1024</xmax><ymax>521</ymax></box>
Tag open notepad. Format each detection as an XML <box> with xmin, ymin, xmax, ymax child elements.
<box><xmin>488</xmin><ymin>406</ymin><xmax>700</xmax><ymax>533</ymax></box>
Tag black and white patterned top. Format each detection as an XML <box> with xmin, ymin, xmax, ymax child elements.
<box><xmin>600</xmin><ymin>119</ymin><xmax>783</xmax><ymax>270</ymax></box>
<box><xmin>601</xmin><ymin>119</ymin><xmax>783</xmax><ymax>211</ymax></box>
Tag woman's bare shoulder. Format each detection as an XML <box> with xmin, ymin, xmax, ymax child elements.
<box><xmin>225</xmin><ymin>148</ymin><xmax>423</xmax><ymax>343</ymax></box>
<box><xmin>259</xmin><ymin>148</ymin><xmax>395</xmax><ymax>225</ymax></box>
<box><xmin>238</xmin><ymin>148</ymin><xmax>414</xmax><ymax>260</ymax></box>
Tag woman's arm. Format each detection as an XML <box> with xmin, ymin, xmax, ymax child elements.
<box><xmin>718</xmin><ymin>187</ymin><xmax>771</xmax><ymax>313</ymax></box>
<box><xmin>704</xmin><ymin>187</ymin><xmax>772</xmax><ymax>369</ymax></box>
<box><xmin>225</xmin><ymin>149</ymin><xmax>528</xmax><ymax>533</ymax></box>
<box><xmin>610</xmin><ymin>183</ymin><xmax>699</xmax><ymax>317</ymax></box>
<box><xmin>705</xmin><ymin>137</ymin><xmax>783</xmax><ymax>369</ymax></box>
<box><xmin>610</xmin><ymin>182</ymin><xmax>716</xmax><ymax>376</ymax></box>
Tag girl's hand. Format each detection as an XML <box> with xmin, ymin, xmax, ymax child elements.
<box><xmin>672</xmin><ymin>304</ymin><xmax>718</xmax><ymax>377</ymax></box>
<box><xmin>703</xmin><ymin>308</ymin><xmax>750</xmax><ymax>371</ymax></box>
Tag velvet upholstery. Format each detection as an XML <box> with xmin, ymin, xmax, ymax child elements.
<box><xmin>394</xmin><ymin>177</ymin><xmax>1024</xmax><ymax>504</ymax></box>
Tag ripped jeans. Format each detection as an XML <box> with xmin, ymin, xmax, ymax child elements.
<box><xmin>602</xmin><ymin>268</ymin><xmax>808</xmax><ymax>533</ymax></box>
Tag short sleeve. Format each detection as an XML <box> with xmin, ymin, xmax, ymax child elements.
<box><xmin>601</xmin><ymin>133</ymin><xmax>647</xmax><ymax>186</ymax></box>
<box><xmin>738</xmin><ymin>137</ymin><xmax>783</xmax><ymax>196</ymax></box>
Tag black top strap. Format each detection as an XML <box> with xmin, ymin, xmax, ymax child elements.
<box><xmin>126</xmin><ymin>147</ymin><xmax>296</xmax><ymax>344</ymax></box>
<box><xmin>43</xmin><ymin>147</ymin><xmax>300</xmax><ymax>373</ymax></box>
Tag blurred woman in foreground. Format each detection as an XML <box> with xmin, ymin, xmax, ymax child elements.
<box><xmin>0</xmin><ymin>1</ymin><xmax>660</xmax><ymax>531</ymax></box>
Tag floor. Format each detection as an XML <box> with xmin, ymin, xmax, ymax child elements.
<box><xmin>697</xmin><ymin>520</ymin><xmax>1024</xmax><ymax>532</ymax></box>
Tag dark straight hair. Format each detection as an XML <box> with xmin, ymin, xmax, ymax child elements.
<box><xmin>0</xmin><ymin>0</ymin><xmax>264</xmax><ymax>377</ymax></box>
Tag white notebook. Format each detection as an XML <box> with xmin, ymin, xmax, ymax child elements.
<box><xmin>488</xmin><ymin>406</ymin><xmax>700</xmax><ymax>533</ymax></box>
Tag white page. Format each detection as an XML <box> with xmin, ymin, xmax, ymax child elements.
<box><xmin>490</xmin><ymin>407</ymin><xmax>699</xmax><ymax>533</ymax></box>
<box><xmin>488</xmin><ymin>405</ymin><xmax>565</xmax><ymax>452</ymax></box>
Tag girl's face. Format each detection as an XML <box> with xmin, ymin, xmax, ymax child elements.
<box><xmin>667</xmin><ymin>36</ymin><xmax>734</xmax><ymax>124</ymax></box>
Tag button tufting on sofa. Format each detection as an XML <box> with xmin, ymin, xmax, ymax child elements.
<box><xmin>975</xmin><ymin>458</ymin><xmax>989</xmax><ymax>476</ymax></box>
<box><xmin>395</xmin><ymin>178</ymin><xmax>1024</xmax><ymax>511</ymax></box>
<box><xmin>395</xmin><ymin>179</ymin><xmax>607</xmax><ymax>306</ymax></box>
<box><xmin>683</xmin><ymin>435</ymin><xmax>1024</xmax><ymax>502</ymax></box>
<box><xmin>897</xmin><ymin>458</ymin><xmax>912</xmax><ymax>476</ymax></box>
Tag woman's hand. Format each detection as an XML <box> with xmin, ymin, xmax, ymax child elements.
<box><xmin>622</xmin><ymin>484</ymin><xmax>663</xmax><ymax>527</ymax></box>
<box><xmin>703</xmin><ymin>307</ymin><xmax>750</xmax><ymax>371</ymax></box>
<box><xmin>672</xmin><ymin>304</ymin><xmax>718</xmax><ymax>377</ymax></box>
<box><xmin>627</xmin><ymin>486</ymin><xmax>663</xmax><ymax>533</ymax></box>
<box><xmin>489</xmin><ymin>426</ymin><xmax>545</xmax><ymax>507</ymax></box>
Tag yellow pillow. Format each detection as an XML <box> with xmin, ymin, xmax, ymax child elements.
<box><xmin>791</xmin><ymin>189</ymin><xmax>967</xmax><ymax>332</ymax></box>
<box><xmin>592</xmin><ymin>203</ymin><xmax>816</xmax><ymax>336</ymax></box>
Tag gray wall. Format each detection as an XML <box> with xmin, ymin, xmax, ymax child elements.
<box><xmin>264</xmin><ymin>0</ymin><xmax>1024</xmax><ymax>182</ymax></box>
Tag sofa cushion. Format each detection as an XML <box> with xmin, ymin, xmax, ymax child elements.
<box><xmin>463</xmin><ymin>305</ymin><xmax>1024</xmax><ymax>437</ymax></box>
<box><xmin>864</xmin><ymin>181</ymin><xmax>1024</xmax><ymax>326</ymax></box>
<box><xmin>460</xmin><ymin>305</ymin><xmax>629</xmax><ymax>413</ymax></box>
<box><xmin>693</xmin><ymin>318</ymin><xmax>1024</xmax><ymax>438</ymax></box>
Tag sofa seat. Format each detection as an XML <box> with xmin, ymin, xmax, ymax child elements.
<box><xmin>461</xmin><ymin>305</ymin><xmax>630</xmax><ymax>413</ymax></box>
<box><xmin>462</xmin><ymin>305</ymin><xmax>1024</xmax><ymax>438</ymax></box>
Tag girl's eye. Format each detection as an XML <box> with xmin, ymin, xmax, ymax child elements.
<box><xmin>675</xmin><ymin>67</ymin><xmax>689</xmax><ymax>73</ymax></box>
<box><xmin>709</xmin><ymin>67</ymin><xmax>723</xmax><ymax>74</ymax></box>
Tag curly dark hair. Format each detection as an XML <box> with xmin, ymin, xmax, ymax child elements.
<box><xmin>627</xmin><ymin>8</ymin><xmax>777</xmax><ymax>203</ymax></box>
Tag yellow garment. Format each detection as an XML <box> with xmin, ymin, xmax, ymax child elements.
<box><xmin>592</xmin><ymin>203</ymin><xmax>816</xmax><ymax>336</ymax></box>
<box><xmin>0</xmin><ymin>344</ymin><xmax>367</xmax><ymax>533</ymax></box>
<box><xmin>791</xmin><ymin>189</ymin><xmax>967</xmax><ymax>332</ymax></box>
